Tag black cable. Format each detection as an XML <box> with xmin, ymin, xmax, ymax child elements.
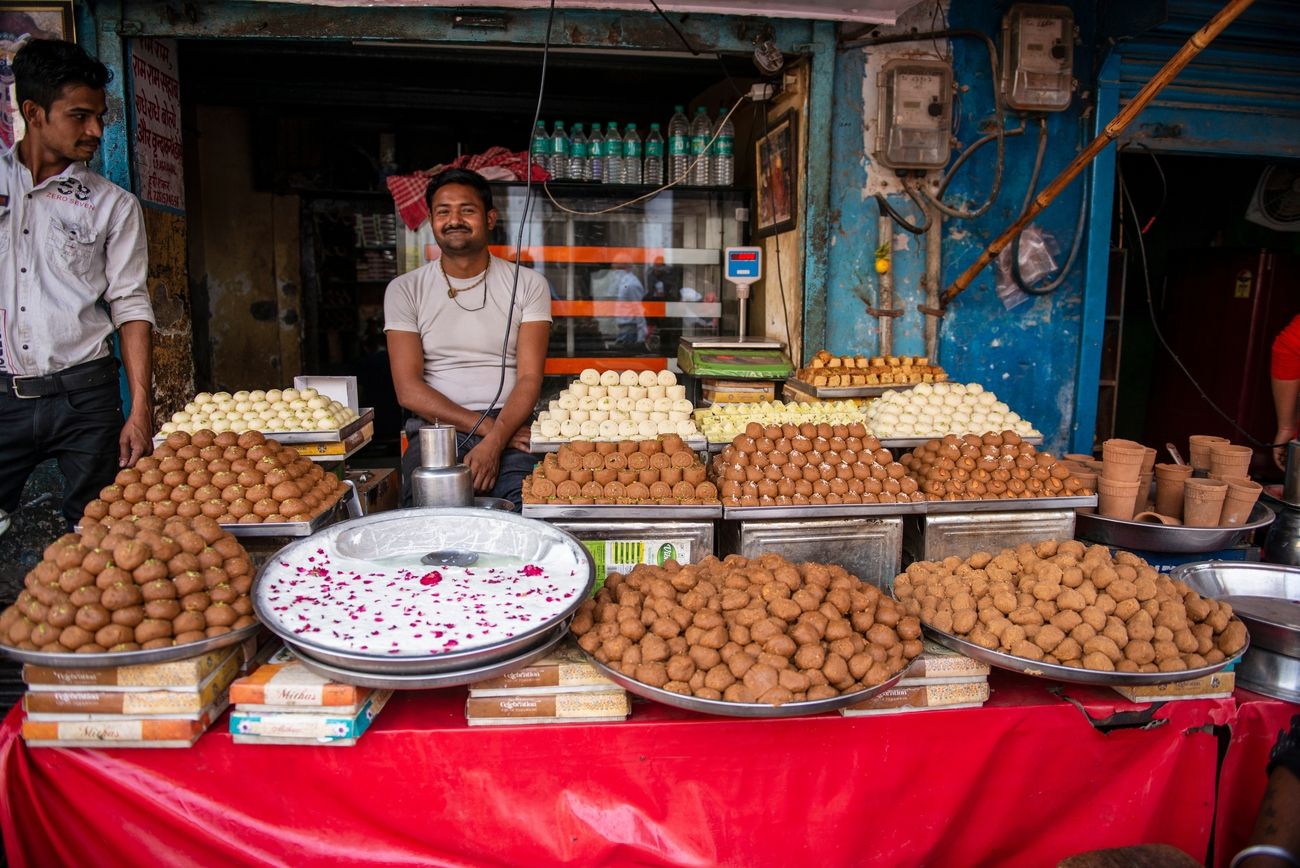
<box><xmin>1118</xmin><ymin>160</ymin><xmax>1287</xmax><ymax>449</ymax></box>
<box><xmin>876</xmin><ymin>182</ymin><xmax>931</xmax><ymax>235</ymax></box>
<box><xmin>648</xmin><ymin>0</ymin><xmax>701</xmax><ymax>56</ymax></box>
<box><xmin>1008</xmin><ymin>116</ymin><xmax>1087</xmax><ymax>296</ymax></box>
<box><xmin>457</xmin><ymin>0</ymin><xmax>556</xmax><ymax>451</ymax></box>
<box><xmin>759</xmin><ymin>101</ymin><xmax>796</xmax><ymax>358</ymax></box>
<box><xmin>933</xmin><ymin>124</ymin><xmax>1026</xmax><ymax>199</ymax></box>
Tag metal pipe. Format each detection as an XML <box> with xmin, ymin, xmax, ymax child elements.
<box><xmin>878</xmin><ymin>213</ymin><xmax>894</xmax><ymax>356</ymax></box>
<box><xmin>939</xmin><ymin>0</ymin><xmax>1258</xmax><ymax>307</ymax></box>
<box><xmin>924</xmin><ymin>204</ymin><xmax>942</xmax><ymax>360</ymax></box>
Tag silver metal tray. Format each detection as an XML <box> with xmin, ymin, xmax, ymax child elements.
<box><xmin>880</xmin><ymin>435</ymin><xmax>1044</xmax><ymax>450</ymax></box>
<box><xmin>288</xmin><ymin>620</ymin><xmax>569</xmax><ymax>690</ymax></box>
<box><xmin>221</xmin><ymin>480</ymin><xmax>359</xmax><ymax>537</ymax></box>
<box><xmin>784</xmin><ymin>378</ymin><xmax>917</xmax><ymax>399</ymax></box>
<box><xmin>582</xmin><ymin>651</ymin><xmax>910</xmax><ymax>718</ymax></box>
<box><xmin>723</xmin><ymin>501</ymin><xmax>925</xmax><ymax>519</ymax></box>
<box><xmin>1237</xmin><ymin>645</ymin><xmax>1300</xmax><ymax>703</ymax></box>
<box><xmin>1075</xmin><ymin>502</ymin><xmax>1275</xmax><ymax>553</ymax></box>
<box><xmin>529</xmin><ymin>437</ymin><xmax>707</xmax><ymax>454</ymax></box>
<box><xmin>151</xmin><ymin>409</ymin><xmax>375</xmax><ymax>447</ymax></box>
<box><xmin>1172</xmin><ymin>561</ymin><xmax>1300</xmax><ymax>657</ymax></box>
<box><xmin>920</xmin><ymin>621</ymin><xmax>1247</xmax><ymax>686</ymax></box>
<box><xmin>522</xmin><ymin>503</ymin><xmax>721</xmax><ymax>520</ymax></box>
<box><xmin>252</xmin><ymin>508</ymin><xmax>595</xmax><ymax>672</ymax></box>
<box><xmin>0</xmin><ymin>621</ymin><xmax>263</xmax><ymax>669</ymax></box>
<box><xmin>922</xmin><ymin>494</ymin><xmax>1096</xmax><ymax>514</ymax></box>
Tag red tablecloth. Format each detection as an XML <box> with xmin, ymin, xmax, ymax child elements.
<box><xmin>1214</xmin><ymin>688</ymin><xmax>1300</xmax><ymax>867</ymax></box>
<box><xmin>0</xmin><ymin>671</ymin><xmax>1238</xmax><ymax>868</ymax></box>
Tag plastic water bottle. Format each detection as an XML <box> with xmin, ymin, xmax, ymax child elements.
<box><xmin>531</xmin><ymin>120</ymin><xmax>550</xmax><ymax>174</ymax></box>
<box><xmin>550</xmin><ymin>121</ymin><xmax>569</xmax><ymax>181</ymax></box>
<box><xmin>604</xmin><ymin>121</ymin><xmax>625</xmax><ymax>185</ymax></box>
<box><xmin>587</xmin><ymin>121</ymin><xmax>604</xmax><ymax>183</ymax></box>
<box><xmin>623</xmin><ymin>124</ymin><xmax>642</xmax><ymax>185</ymax></box>
<box><xmin>712</xmin><ymin>108</ymin><xmax>734</xmax><ymax>187</ymax></box>
<box><xmin>644</xmin><ymin>122</ymin><xmax>665</xmax><ymax>186</ymax></box>
<box><xmin>568</xmin><ymin>123</ymin><xmax>590</xmax><ymax>181</ymax></box>
<box><xmin>688</xmin><ymin>107</ymin><xmax>711</xmax><ymax>186</ymax></box>
<box><xmin>667</xmin><ymin>105</ymin><xmax>690</xmax><ymax>184</ymax></box>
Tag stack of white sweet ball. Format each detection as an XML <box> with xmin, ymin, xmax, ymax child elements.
<box><xmin>695</xmin><ymin>399</ymin><xmax>866</xmax><ymax>442</ymax></box>
<box><xmin>865</xmin><ymin>382</ymin><xmax>1040</xmax><ymax>439</ymax></box>
<box><xmin>158</xmin><ymin>388</ymin><xmax>360</xmax><ymax>435</ymax></box>
<box><xmin>532</xmin><ymin>369</ymin><xmax>700</xmax><ymax>442</ymax></box>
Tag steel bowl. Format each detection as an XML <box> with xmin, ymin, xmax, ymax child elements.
<box><xmin>1172</xmin><ymin>561</ymin><xmax>1300</xmax><ymax>657</ymax></box>
<box><xmin>1074</xmin><ymin>502</ymin><xmax>1274</xmax><ymax>553</ymax></box>
<box><xmin>253</xmin><ymin>507</ymin><xmax>594</xmax><ymax>674</ymax></box>
<box><xmin>1236</xmin><ymin>645</ymin><xmax>1300</xmax><ymax>703</ymax></box>
<box><xmin>474</xmin><ymin>497</ymin><xmax>515</xmax><ymax>512</ymax></box>
<box><xmin>0</xmin><ymin>622</ymin><xmax>263</xmax><ymax>669</ymax></box>
<box><xmin>287</xmin><ymin>619</ymin><xmax>569</xmax><ymax>690</ymax></box>
<box><xmin>580</xmin><ymin>651</ymin><xmax>910</xmax><ymax>718</ymax></box>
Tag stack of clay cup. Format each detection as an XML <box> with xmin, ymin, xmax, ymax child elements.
<box><xmin>1059</xmin><ymin>453</ymin><xmax>1101</xmax><ymax>513</ymax></box>
<box><xmin>1097</xmin><ymin>439</ymin><xmax>1148</xmax><ymax>520</ymax></box>
<box><xmin>1153</xmin><ymin>463</ymin><xmax>1194</xmax><ymax>521</ymax></box>
<box><xmin>1179</xmin><ymin>436</ymin><xmax>1263</xmax><ymax>527</ymax></box>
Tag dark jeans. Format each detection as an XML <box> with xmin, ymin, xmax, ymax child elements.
<box><xmin>0</xmin><ymin>379</ymin><xmax>122</xmax><ymax>526</ymax></box>
<box><xmin>401</xmin><ymin>414</ymin><xmax>536</xmax><ymax>510</ymax></box>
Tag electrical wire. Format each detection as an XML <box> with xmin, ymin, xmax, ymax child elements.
<box><xmin>1008</xmin><ymin>116</ymin><xmax>1087</xmax><ymax>296</ymax></box>
<box><xmin>457</xmin><ymin>0</ymin><xmax>557</xmax><ymax>450</ymax></box>
<box><xmin>878</xmin><ymin>181</ymin><xmax>931</xmax><ymax>235</ymax></box>
<box><xmin>757</xmin><ymin>98</ymin><xmax>797</xmax><ymax>358</ymax></box>
<box><xmin>1117</xmin><ymin>158</ymin><xmax>1287</xmax><ymax>450</ymax></box>
<box><xmin>647</xmin><ymin>0</ymin><xmax>700</xmax><ymax>56</ymax></box>
<box><xmin>542</xmin><ymin>92</ymin><xmax>749</xmax><ymax>216</ymax></box>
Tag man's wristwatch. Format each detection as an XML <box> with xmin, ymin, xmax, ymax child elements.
<box><xmin>1267</xmin><ymin>714</ymin><xmax>1300</xmax><ymax>781</ymax></box>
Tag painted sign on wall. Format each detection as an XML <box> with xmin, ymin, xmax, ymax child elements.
<box><xmin>129</xmin><ymin>37</ymin><xmax>183</xmax><ymax>211</ymax></box>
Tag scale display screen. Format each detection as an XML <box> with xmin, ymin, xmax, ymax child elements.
<box><xmin>725</xmin><ymin>246</ymin><xmax>762</xmax><ymax>283</ymax></box>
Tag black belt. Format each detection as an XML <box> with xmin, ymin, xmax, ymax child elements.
<box><xmin>0</xmin><ymin>357</ymin><xmax>119</xmax><ymax>399</ymax></box>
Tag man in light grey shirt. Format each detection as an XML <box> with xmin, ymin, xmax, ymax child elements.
<box><xmin>0</xmin><ymin>40</ymin><xmax>154</xmax><ymax>525</ymax></box>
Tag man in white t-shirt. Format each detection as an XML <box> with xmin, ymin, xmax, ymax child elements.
<box><xmin>384</xmin><ymin>168</ymin><xmax>551</xmax><ymax>507</ymax></box>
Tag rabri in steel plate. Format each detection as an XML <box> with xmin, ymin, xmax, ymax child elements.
<box><xmin>253</xmin><ymin>508</ymin><xmax>594</xmax><ymax>674</ymax></box>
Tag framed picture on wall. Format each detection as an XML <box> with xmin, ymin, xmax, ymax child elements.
<box><xmin>755</xmin><ymin>109</ymin><xmax>797</xmax><ymax>238</ymax></box>
<box><xmin>1</xmin><ymin>1</ymin><xmax>76</xmax><ymax>148</ymax></box>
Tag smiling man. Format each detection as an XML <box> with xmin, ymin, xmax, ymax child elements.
<box><xmin>0</xmin><ymin>40</ymin><xmax>154</xmax><ymax>526</ymax></box>
<box><xmin>384</xmin><ymin>168</ymin><xmax>551</xmax><ymax>508</ymax></box>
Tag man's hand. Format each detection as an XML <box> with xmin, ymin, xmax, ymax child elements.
<box><xmin>119</xmin><ymin>409</ymin><xmax>152</xmax><ymax>468</ymax></box>
<box><xmin>508</xmin><ymin>424</ymin><xmax>532</xmax><ymax>454</ymax></box>
<box><xmin>1276</xmin><ymin>426</ymin><xmax>1296</xmax><ymax>471</ymax></box>
<box><xmin>464</xmin><ymin>439</ymin><xmax>504</xmax><ymax>493</ymax></box>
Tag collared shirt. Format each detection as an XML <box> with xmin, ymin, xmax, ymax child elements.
<box><xmin>0</xmin><ymin>144</ymin><xmax>154</xmax><ymax>376</ymax></box>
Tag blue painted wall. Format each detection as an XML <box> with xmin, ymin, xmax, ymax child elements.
<box><xmin>824</xmin><ymin>3</ymin><xmax>1096</xmax><ymax>455</ymax></box>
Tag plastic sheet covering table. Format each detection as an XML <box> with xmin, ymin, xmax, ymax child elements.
<box><xmin>0</xmin><ymin>670</ymin><xmax>1237</xmax><ymax>867</ymax></box>
<box><xmin>1213</xmin><ymin>688</ymin><xmax>1300</xmax><ymax>867</ymax></box>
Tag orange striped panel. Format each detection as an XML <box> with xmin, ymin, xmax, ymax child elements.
<box><xmin>489</xmin><ymin>245</ymin><xmax>667</xmax><ymax>264</ymax></box>
<box><xmin>551</xmin><ymin>300</ymin><xmax>668</xmax><ymax>318</ymax></box>
<box><xmin>544</xmin><ymin>358</ymin><xmax>668</xmax><ymax>375</ymax></box>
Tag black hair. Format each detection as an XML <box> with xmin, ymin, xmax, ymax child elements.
<box><xmin>424</xmin><ymin>168</ymin><xmax>495</xmax><ymax>214</ymax></box>
<box><xmin>13</xmin><ymin>39</ymin><xmax>112</xmax><ymax>113</ymax></box>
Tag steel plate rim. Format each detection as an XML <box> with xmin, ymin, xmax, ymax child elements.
<box><xmin>921</xmin><ymin>495</ymin><xmax>1096</xmax><ymax>514</ymax></box>
<box><xmin>1075</xmin><ymin>503</ymin><xmax>1274</xmax><ymax>553</ymax></box>
<box><xmin>252</xmin><ymin>507</ymin><xmax>595</xmax><ymax>664</ymax></box>
<box><xmin>722</xmin><ymin>502</ymin><xmax>925</xmax><ymax>519</ymax></box>
<box><xmin>920</xmin><ymin>622</ymin><xmax>1247</xmax><ymax>685</ymax></box>
<box><xmin>286</xmin><ymin>620</ymin><xmax>569</xmax><ymax>689</ymax></box>
<box><xmin>521</xmin><ymin>504</ymin><xmax>722</xmax><ymax>520</ymax></box>
<box><xmin>579</xmin><ymin>648</ymin><xmax>911</xmax><ymax>718</ymax></box>
<box><xmin>0</xmin><ymin>622</ymin><xmax>264</xmax><ymax>669</ymax></box>
<box><xmin>1170</xmin><ymin>561</ymin><xmax>1300</xmax><ymax>653</ymax></box>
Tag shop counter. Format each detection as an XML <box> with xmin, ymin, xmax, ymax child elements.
<box><xmin>0</xmin><ymin>670</ymin><xmax>1242</xmax><ymax>867</ymax></box>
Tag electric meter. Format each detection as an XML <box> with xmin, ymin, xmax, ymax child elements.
<box><xmin>1001</xmin><ymin>4</ymin><xmax>1075</xmax><ymax>112</ymax></box>
<box><xmin>875</xmin><ymin>58</ymin><xmax>953</xmax><ymax>171</ymax></box>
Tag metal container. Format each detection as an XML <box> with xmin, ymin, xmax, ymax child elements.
<box><xmin>1171</xmin><ymin>561</ymin><xmax>1300</xmax><ymax>657</ymax></box>
<box><xmin>1074</xmin><ymin>502</ymin><xmax>1274</xmax><ymax>553</ymax></box>
<box><xmin>721</xmin><ymin>517</ymin><xmax>904</xmax><ymax>588</ymax></box>
<box><xmin>1262</xmin><ymin>491</ymin><xmax>1300</xmax><ymax>567</ymax></box>
<box><xmin>1285</xmin><ymin>440</ymin><xmax>1300</xmax><ymax>504</ymax></box>
<box><xmin>904</xmin><ymin>509</ymin><xmax>1076</xmax><ymax>564</ymax></box>
<box><xmin>1237</xmin><ymin>645</ymin><xmax>1300</xmax><ymax>703</ymax></box>
<box><xmin>549</xmin><ymin>519</ymin><xmax>716</xmax><ymax>568</ymax></box>
<box><xmin>252</xmin><ymin>507</ymin><xmax>595</xmax><ymax>675</ymax></box>
<box><xmin>584</xmin><ymin>651</ymin><xmax>910</xmax><ymax>718</ymax></box>
<box><xmin>0</xmin><ymin>622</ymin><xmax>263</xmax><ymax>669</ymax></box>
<box><xmin>411</xmin><ymin>425</ymin><xmax>472</xmax><ymax>508</ymax></box>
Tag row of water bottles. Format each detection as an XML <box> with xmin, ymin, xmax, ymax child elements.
<box><xmin>531</xmin><ymin>105</ymin><xmax>733</xmax><ymax>187</ymax></box>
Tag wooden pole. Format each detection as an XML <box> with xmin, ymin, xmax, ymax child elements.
<box><xmin>939</xmin><ymin>0</ymin><xmax>1257</xmax><ymax>307</ymax></box>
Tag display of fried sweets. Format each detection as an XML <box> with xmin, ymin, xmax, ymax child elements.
<box><xmin>898</xmin><ymin>432</ymin><xmax>1093</xmax><ymax>501</ymax></box>
<box><xmin>796</xmin><ymin>351</ymin><xmax>947</xmax><ymax>387</ymax></box>
<box><xmin>893</xmin><ymin>541</ymin><xmax>1248</xmax><ymax>674</ymax></box>
<box><xmin>80</xmin><ymin>429</ymin><xmax>344</xmax><ymax>525</ymax></box>
<box><xmin>0</xmin><ymin>514</ymin><xmax>255</xmax><ymax>653</ymax></box>
<box><xmin>572</xmin><ymin>553</ymin><xmax>923</xmax><ymax>706</ymax></box>
<box><xmin>711</xmin><ymin>421</ymin><xmax>920</xmax><ymax>506</ymax></box>
<box><xmin>521</xmin><ymin>435</ymin><xmax>718</xmax><ymax>505</ymax></box>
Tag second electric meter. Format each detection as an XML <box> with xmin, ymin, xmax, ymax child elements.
<box><xmin>1001</xmin><ymin>4</ymin><xmax>1075</xmax><ymax>112</ymax></box>
<box><xmin>875</xmin><ymin>58</ymin><xmax>953</xmax><ymax>171</ymax></box>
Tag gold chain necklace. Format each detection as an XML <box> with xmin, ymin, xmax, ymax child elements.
<box><xmin>441</xmin><ymin>257</ymin><xmax>490</xmax><ymax>312</ymax></box>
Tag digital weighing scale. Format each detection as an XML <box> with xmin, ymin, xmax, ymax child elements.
<box><xmin>677</xmin><ymin>247</ymin><xmax>793</xmax><ymax>383</ymax></box>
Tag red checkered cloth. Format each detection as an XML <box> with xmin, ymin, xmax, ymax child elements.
<box><xmin>386</xmin><ymin>146</ymin><xmax>549</xmax><ymax>230</ymax></box>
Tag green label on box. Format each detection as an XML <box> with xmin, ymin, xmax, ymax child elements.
<box><xmin>584</xmin><ymin>539</ymin><xmax>691</xmax><ymax>588</ymax></box>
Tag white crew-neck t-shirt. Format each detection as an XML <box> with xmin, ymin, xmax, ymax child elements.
<box><xmin>383</xmin><ymin>255</ymin><xmax>552</xmax><ymax>411</ymax></box>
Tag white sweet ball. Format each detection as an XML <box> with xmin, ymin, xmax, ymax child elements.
<box><xmin>657</xmin><ymin>370</ymin><xmax>677</xmax><ymax>386</ymax></box>
<box><xmin>194</xmin><ymin>392</ymin><xmax>213</xmax><ymax>404</ymax></box>
<box><xmin>266</xmin><ymin>389</ymin><xmax>283</xmax><ymax>403</ymax></box>
<box><xmin>993</xmin><ymin>402</ymin><xmax>1010</xmax><ymax>414</ymax></box>
<box><xmin>577</xmin><ymin>396</ymin><xmax>597</xmax><ymax>411</ymax></box>
<box><xmin>932</xmin><ymin>383</ymin><xmax>951</xmax><ymax>396</ymax></box>
<box><xmin>579</xmin><ymin>368</ymin><xmax>601</xmax><ymax>386</ymax></box>
<box><xmin>559</xmin><ymin>420</ymin><xmax>580</xmax><ymax>438</ymax></box>
<box><xmin>579</xmin><ymin>420</ymin><xmax>600</xmax><ymax>437</ymax></box>
<box><xmin>598</xmin><ymin>420</ymin><xmax>619</xmax><ymax>438</ymax></box>
<box><xmin>618</xmin><ymin>420</ymin><xmax>639</xmax><ymax>438</ymax></box>
<box><xmin>611</xmin><ymin>409</ymin><xmax>629</xmax><ymax>422</ymax></box>
<box><xmin>571</xmin><ymin>409</ymin><xmax>590</xmax><ymax>424</ymax></box>
<box><xmin>600</xmin><ymin>370</ymin><xmax>621</xmax><ymax>386</ymax></box>
<box><xmin>608</xmin><ymin>385</ymin><xmax>628</xmax><ymax>399</ymax></box>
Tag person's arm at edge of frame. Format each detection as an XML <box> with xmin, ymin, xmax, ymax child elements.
<box><xmin>117</xmin><ymin>321</ymin><xmax>153</xmax><ymax>467</ymax></box>
<box><xmin>104</xmin><ymin>197</ymin><xmax>155</xmax><ymax>469</ymax></box>
<box><xmin>461</xmin><ymin>320</ymin><xmax>549</xmax><ymax>492</ymax></box>
<box><xmin>1272</xmin><ymin>376</ymin><xmax>1299</xmax><ymax>471</ymax></box>
<box><xmin>1232</xmin><ymin>715</ymin><xmax>1300</xmax><ymax>868</ymax></box>
<box><xmin>386</xmin><ymin>329</ymin><xmax>496</xmax><ymax>438</ymax></box>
